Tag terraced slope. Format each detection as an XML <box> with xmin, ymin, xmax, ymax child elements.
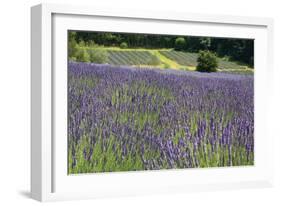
<box><xmin>107</xmin><ymin>50</ymin><xmax>156</xmax><ymax>66</ymax></box>
<box><xmin>160</xmin><ymin>50</ymin><xmax>250</xmax><ymax>71</ymax></box>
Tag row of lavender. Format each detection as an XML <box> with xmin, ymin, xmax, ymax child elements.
<box><xmin>68</xmin><ymin>62</ymin><xmax>254</xmax><ymax>173</ymax></box>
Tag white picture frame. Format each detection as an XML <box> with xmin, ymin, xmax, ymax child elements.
<box><xmin>31</xmin><ymin>3</ymin><xmax>274</xmax><ymax>202</ymax></box>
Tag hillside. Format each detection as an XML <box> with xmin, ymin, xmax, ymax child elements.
<box><xmin>80</xmin><ymin>47</ymin><xmax>254</xmax><ymax>74</ymax></box>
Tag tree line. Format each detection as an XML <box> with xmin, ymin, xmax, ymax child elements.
<box><xmin>70</xmin><ymin>31</ymin><xmax>254</xmax><ymax>67</ymax></box>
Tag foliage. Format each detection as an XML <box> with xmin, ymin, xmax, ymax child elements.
<box><xmin>187</xmin><ymin>37</ymin><xmax>211</xmax><ymax>52</ymax></box>
<box><xmin>88</xmin><ymin>40</ymin><xmax>96</xmax><ymax>47</ymax></box>
<box><xmin>211</xmin><ymin>38</ymin><xmax>254</xmax><ymax>67</ymax></box>
<box><xmin>75</xmin><ymin>48</ymin><xmax>90</xmax><ymax>62</ymax></box>
<box><xmin>174</xmin><ymin>37</ymin><xmax>186</xmax><ymax>51</ymax></box>
<box><xmin>68</xmin><ymin>32</ymin><xmax>79</xmax><ymax>58</ymax></box>
<box><xmin>78</xmin><ymin>40</ymin><xmax>86</xmax><ymax>47</ymax></box>
<box><xmin>70</xmin><ymin>31</ymin><xmax>254</xmax><ymax>67</ymax></box>
<box><xmin>120</xmin><ymin>42</ymin><xmax>128</xmax><ymax>49</ymax></box>
<box><xmin>196</xmin><ymin>50</ymin><xmax>218</xmax><ymax>72</ymax></box>
<box><xmin>88</xmin><ymin>49</ymin><xmax>108</xmax><ymax>64</ymax></box>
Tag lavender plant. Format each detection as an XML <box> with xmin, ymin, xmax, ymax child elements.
<box><xmin>68</xmin><ymin>62</ymin><xmax>254</xmax><ymax>174</ymax></box>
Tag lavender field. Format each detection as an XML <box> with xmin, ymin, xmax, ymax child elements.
<box><xmin>68</xmin><ymin>62</ymin><xmax>254</xmax><ymax>174</ymax></box>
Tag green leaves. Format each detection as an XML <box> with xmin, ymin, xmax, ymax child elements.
<box><xmin>196</xmin><ymin>50</ymin><xmax>218</xmax><ymax>73</ymax></box>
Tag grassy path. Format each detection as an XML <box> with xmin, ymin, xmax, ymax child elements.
<box><xmin>149</xmin><ymin>50</ymin><xmax>181</xmax><ymax>70</ymax></box>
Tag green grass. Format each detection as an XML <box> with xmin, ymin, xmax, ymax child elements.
<box><xmin>160</xmin><ymin>50</ymin><xmax>198</xmax><ymax>66</ymax></box>
<box><xmin>74</xmin><ymin>45</ymin><xmax>253</xmax><ymax>74</ymax></box>
<box><xmin>106</xmin><ymin>50</ymin><xmax>156</xmax><ymax>66</ymax></box>
<box><xmin>160</xmin><ymin>50</ymin><xmax>253</xmax><ymax>72</ymax></box>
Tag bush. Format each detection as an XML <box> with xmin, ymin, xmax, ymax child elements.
<box><xmin>88</xmin><ymin>49</ymin><xmax>108</xmax><ymax>64</ymax></box>
<box><xmin>196</xmin><ymin>50</ymin><xmax>218</xmax><ymax>72</ymax></box>
<box><xmin>75</xmin><ymin>49</ymin><xmax>90</xmax><ymax>62</ymax></box>
<box><xmin>78</xmin><ymin>40</ymin><xmax>86</xmax><ymax>47</ymax></box>
<box><xmin>88</xmin><ymin>40</ymin><xmax>96</xmax><ymax>47</ymax></box>
<box><xmin>69</xmin><ymin>56</ymin><xmax>77</xmax><ymax>62</ymax></box>
<box><xmin>68</xmin><ymin>32</ymin><xmax>79</xmax><ymax>58</ymax></box>
<box><xmin>174</xmin><ymin>37</ymin><xmax>186</xmax><ymax>51</ymax></box>
<box><xmin>68</xmin><ymin>40</ymin><xmax>79</xmax><ymax>59</ymax></box>
<box><xmin>147</xmin><ymin>55</ymin><xmax>161</xmax><ymax>65</ymax></box>
<box><xmin>120</xmin><ymin>42</ymin><xmax>128</xmax><ymax>49</ymax></box>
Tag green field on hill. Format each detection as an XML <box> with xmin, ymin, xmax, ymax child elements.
<box><xmin>81</xmin><ymin>46</ymin><xmax>253</xmax><ymax>74</ymax></box>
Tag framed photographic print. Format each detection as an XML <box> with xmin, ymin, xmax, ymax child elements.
<box><xmin>31</xmin><ymin>3</ymin><xmax>274</xmax><ymax>201</ymax></box>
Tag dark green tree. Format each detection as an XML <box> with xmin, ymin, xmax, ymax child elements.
<box><xmin>174</xmin><ymin>37</ymin><xmax>186</xmax><ymax>51</ymax></box>
<box><xmin>196</xmin><ymin>50</ymin><xmax>218</xmax><ymax>72</ymax></box>
<box><xmin>187</xmin><ymin>37</ymin><xmax>211</xmax><ymax>52</ymax></box>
